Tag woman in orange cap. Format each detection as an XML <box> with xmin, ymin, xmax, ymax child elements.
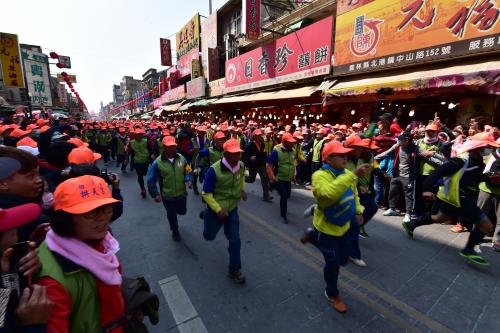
<box><xmin>35</xmin><ymin>175</ymin><xmax>125</xmax><ymax>332</ymax></box>
<box><xmin>301</xmin><ymin>141</ymin><xmax>370</xmax><ymax>314</ymax></box>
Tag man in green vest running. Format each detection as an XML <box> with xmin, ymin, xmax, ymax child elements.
<box><xmin>147</xmin><ymin>136</ymin><xmax>192</xmax><ymax>241</ymax></box>
<box><xmin>95</xmin><ymin>127</ymin><xmax>112</xmax><ymax>165</ymax></box>
<box><xmin>402</xmin><ymin>134</ymin><xmax>499</xmax><ymax>266</ymax></box>
<box><xmin>201</xmin><ymin>138</ymin><xmax>247</xmax><ymax>284</ymax></box>
<box><xmin>266</xmin><ymin>133</ymin><xmax>297</xmax><ymax>224</ymax></box>
<box><xmin>191</xmin><ymin>126</ymin><xmax>209</xmax><ymax>195</ymax></box>
<box><xmin>196</xmin><ymin>131</ymin><xmax>226</xmax><ymax>179</ymax></box>
<box><xmin>128</xmin><ymin>128</ymin><xmax>151</xmax><ymax>198</ymax></box>
<box><xmin>311</xmin><ymin>128</ymin><xmax>327</xmax><ymax>173</ymax></box>
<box><xmin>116</xmin><ymin>127</ymin><xmax>129</xmax><ymax>172</ymax></box>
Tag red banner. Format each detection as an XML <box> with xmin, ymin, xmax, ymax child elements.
<box><xmin>244</xmin><ymin>0</ymin><xmax>261</xmax><ymax>40</ymax></box>
<box><xmin>160</xmin><ymin>38</ymin><xmax>172</xmax><ymax>67</ymax></box>
<box><xmin>225</xmin><ymin>16</ymin><xmax>333</xmax><ymax>93</ymax></box>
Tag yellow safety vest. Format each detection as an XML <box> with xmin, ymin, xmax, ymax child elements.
<box><xmin>436</xmin><ymin>154</ymin><xmax>469</xmax><ymax>208</ymax></box>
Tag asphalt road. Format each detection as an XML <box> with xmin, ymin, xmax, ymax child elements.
<box><xmin>103</xmin><ymin>160</ymin><xmax>500</xmax><ymax>333</ymax></box>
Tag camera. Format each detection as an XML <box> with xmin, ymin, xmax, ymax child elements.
<box><xmin>99</xmin><ymin>168</ymin><xmax>116</xmax><ymax>185</ymax></box>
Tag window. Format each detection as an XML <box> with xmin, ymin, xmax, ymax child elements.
<box><xmin>230</xmin><ymin>9</ymin><xmax>241</xmax><ymax>36</ymax></box>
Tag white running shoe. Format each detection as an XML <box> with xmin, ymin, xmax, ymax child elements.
<box><xmin>383</xmin><ymin>208</ymin><xmax>400</xmax><ymax>216</ymax></box>
<box><xmin>403</xmin><ymin>214</ymin><xmax>411</xmax><ymax>223</ymax></box>
<box><xmin>349</xmin><ymin>257</ymin><xmax>367</xmax><ymax>267</ymax></box>
<box><xmin>303</xmin><ymin>204</ymin><xmax>316</xmax><ymax>218</ymax></box>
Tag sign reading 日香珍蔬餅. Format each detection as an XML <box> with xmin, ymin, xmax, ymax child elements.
<box><xmin>224</xmin><ymin>16</ymin><xmax>334</xmax><ymax>93</ymax></box>
<box><xmin>22</xmin><ymin>49</ymin><xmax>53</xmax><ymax>107</ymax></box>
<box><xmin>334</xmin><ymin>0</ymin><xmax>500</xmax><ymax>76</ymax></box>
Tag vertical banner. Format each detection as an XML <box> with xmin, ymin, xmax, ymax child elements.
<box><xmin>22</xmin><ymin>49</ymin><xmax>53</xmax><ymax>107</ymax></box>
<box><xmin>57</xmin><ymin>84</ymin><xmax>67</xmax><ymax>104</ymax></box>
<box><xmin>201</xmin><ymin>11</ymin><xmax>218</xmax><ymax>80</ymax></box>
<box><xmin>0</xmin><ymin>33</ymin><xmax>24</xmax><ymax>88</ymax></box>
<box><xmin>160</xmin><ymin>38</ymin><xmax>172</xmax><ymax>66</ymax></box>
<box><xmin>176</xmin><ymin>13</ymin><xmax>200</xmax><ymax>77</ymax></box>
<box><xmin>191</xmin><ymin>59</ymin><xmax>201</xmax><ymax>79</ymax></box>
<box><xmin>243</xmin><ymin>0</ymin><xmax>261</xmax><ymax>40</ymax></box>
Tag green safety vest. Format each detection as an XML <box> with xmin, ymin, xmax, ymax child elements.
<box><xmin>83</xmin><ymin>130</ymin><xmax>94</xmax><ymax>143</ymax></box>
<box><xmin>479</xmin><ymin>154</ymin><xmax>500</xmax><ymax>196</ymax></box>
<box><xmin>276</xmin><ymin>147</ymin><xmax>295</xmax><ymax>182</ymax></box>
<box><xmin>263</xmin><ymin>138</ymin><xmax>274</xmax><ymax>155</ymax></box>
<box><xmin>208</xmin><ymin>147</ymin><xmax>224</xmax><ymax>166</ymax></box>
<box><xmin>312</xmin><ymin>139</ymin><xmax>325</xmax><ymax>163</ymax></box>
<box><xmin>156</xmin><ymin>154</ymin><xmax>187</xmax><ymax>198</ymax></box>
<box><xmin>116</xmin><ymin>136</ymin><xmax>126</xmax><ymax>155</ymax></box>
<box><xmin>130</xmin><ymin>138</ymin><xmax>149</xmax><ymax>164</ymax></box>
<box><xmin>418</xmin><ymin>140</ymin><xmax>439</xmax><ymax>175</ymax></box>
<box><xmin>346</xmin><ymin>157</ymin><xmax>373</xmax><ymax>189</ymax></box>
<box><xmin>212</xmin><ymin>160</ymin><xmax>245</xmax><ymax>213</ymax></box>
<box><xmin>437</xmin><ymin>154</ymin><xmax>469</xmax><ymax>208</ymax></box>
<box><xmin>96</xmin><ymin>133</ymin><xmax>111</xmax><ymax>147</ymax></box>
<box><xmin>36</xmin><ymin>242</ymin><xmax>102</xmax><ymax>333</ymax></box>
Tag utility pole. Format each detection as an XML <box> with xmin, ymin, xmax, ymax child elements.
<box><xmin>209</xmin><ymin>0</ymin><xmax>212</xmax><ymax>14</ymax></box>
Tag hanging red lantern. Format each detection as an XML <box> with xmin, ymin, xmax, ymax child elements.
<box><xmin>61</xmin><ymin>72</ymin><xmax>68</xmax><ymax>78</ymax></box>
<box><xmin>56</xmin><ymin>63</ymin><xmax>63</xmax><ymax>69</ymax></box>
<box><xmin>49</xmin><ymin>52</ymin><xmax>59</xmax><ymax>59</ymax></box>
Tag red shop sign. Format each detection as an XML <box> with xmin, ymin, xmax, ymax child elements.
<box><xmin>225</xmin><ymin>16</ymin><xmax>333</xmax><ymax>93</ymax></box>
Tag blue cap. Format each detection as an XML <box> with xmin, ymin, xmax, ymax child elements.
<box><xmin>0</xmin><ymin>157</ymin><xmax>21</xmax><ymax>180</ymax></box>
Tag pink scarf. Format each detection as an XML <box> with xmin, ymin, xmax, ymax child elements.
<box><xmin>222</xmin><ymin>157</ymin><xmax>240</xmax><ymax>174</ymax></box>
<box><xmin>45</xmin><ymin>230</ymin><xmax>122</xmax><ymax>285</ymax></box>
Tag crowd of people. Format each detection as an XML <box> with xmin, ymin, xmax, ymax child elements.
<box><xmin>0</xmin><ymin>106</ymin><xmax>498</xmax><ymax>330</ymax></box>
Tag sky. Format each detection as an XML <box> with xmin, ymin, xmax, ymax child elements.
<box><xmin>0</xmin><ymin>0</ymin><xmax>228</xmax><ymax>114</ymax></box>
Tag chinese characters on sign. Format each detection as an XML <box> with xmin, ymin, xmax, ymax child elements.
<box><xmin>225</xmin><ymin>16</ymin><xmax>333</xmax><ymax>92</ymax></box>
<box><xmin>160</xmin><ymin>38</ymin><xmax>172</xmax><ymax>67</ymax></box>
<box><xmin>334</xmin><ymin>0</ymin><xmax>500</xmax><ymax>75</ymax></box>
<box><xmin>22</xmin><ymin>49</ymin><xmax>53</xmax><ymax>107</ymax></box>
<box><xmin>0</xmin><ymin>33</ymin><xmax>24</xmax><ymax>88</ymax></box>
<box><xmin>57</xmin><ymin>55</ymin><xmax>71</xmax><ymax>69</ymax></box>
<box><xmin>176</xmin><ymin>14</ymin><xmax>200</xmax><ymax>60</ymax></box>
<box><xmin>243</xmin><ymin>0</ymin><xmax>261</xmax><ymax>40</ymax></box>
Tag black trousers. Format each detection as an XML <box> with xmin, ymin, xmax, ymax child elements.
<box><xmin>246</xmin><ymin>165</ymin><xmax>270</xmax><ymax>199</ymax></box>
<box><xmin>274</xmin><ymin>181</ymin><xmax>291</xmax><ymax>218</ymax></box>
<box><xmin>388</xmin><ymin>176</ymin><xmax>414</xmax><ymax>214</ymax></box>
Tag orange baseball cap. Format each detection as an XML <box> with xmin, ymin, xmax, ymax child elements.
<box><xmin>220</xmin><ymin>124</ymin><xmax>228</xmax><ymax>132</ymax></box>
<box><xmin>322</xmin><ymin>141</ymin><xmax>352</xmax><ymax>161</ymax></box>
<box><xmin>197</xmin><ymin>126</ymin><xmax>207</xmax><ymax>132</ymax></box>
<box><xmin>54</xmin><ymin>175</ymin><xmax>120</xmax><ymax>214</ymax></box>
<box><xmin>339</xmin><ymin>124</ymin><xmax>348</xmax><ymax>131</ymax></box>
<box><xmin>135</xmin><ymin>128</ymin><xmax>146</xmax><ymax>134</ymax></box>
<box><xmin>343</xmin><ymin>135</ymin><xmax>365</xmax><ymax>148</ymax></box>
<box><xmin>36</xmin><ymin>119</ymin><xmax>49</xmax><ymax>127</ymax></box>
<box><xmin>425</xmin><ymin>124</ymin><xmax>439</xmax><ymax>131</ymax></box>
<box><xmin>253</xmin><ymin>129</ymin><xmax>262</xmax><ymax>136</ymax></box>
<box><xmin>68</xmin><ymin>147</ymin><xmax>102</xmax><ymax>164</ymax></box>
<box><xmin>26</xmin><ymin>124</ymin><xmax>39</xmax><ymax>131</ymax></box>
<box><xmin>223</xmin><ymin>138</ymin><xmax>243</xmax><ymax>153</ymax></box>
<box><xmin>214</xmin><ymin>131</ymin><xmax>226</xmax><ymax>140</ymax></box>
<box><xmin>282</xmin><ymin>133</ymin><xmax>297</xmax><ymax>143</ymax></box>
<box><xmin>293</xmin><ymin>131</ymin><xmax>304</xmax><ymax>140</ymax></box>
<box><xmin>162</xmin><ymin>136</ymin><xmax>177</xmax><ymax>146</ymax></box>
<box><xmin>68</xmin><ymin>137</ymin><xmax>89</xmax><ymax>148</ymax></box>
<box><xmin>40</xmin><ymin>125</ymin><xmax>50</xmax><ymax>133</ymax></box>
<box><xmin>16</xmin><ymin>137</ymin><xmax>38</xmax><ymax>148</ymax></box>
<box><xmin>118</xmin><ymin>127</ymin><xmax>126</xmax><ymax>133</ymax></box>
<box><xmin>10</xmin><ymin>128</ymin><xmax>31</xmax><ymax>138</ymax></box>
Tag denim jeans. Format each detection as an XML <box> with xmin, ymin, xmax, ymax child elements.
<box><xmin>309</xmin><ymin>228</ymin><xmax>350</xmax><ymax>297</ymax></box>
<box><xmin>374</xmin><ymin>174</ymin><xmax>386</xmax><ymax>206</ymax></box>
<box><xmin>274</xmin><ymin>181</ymin><xmax>291</xmax><ymax>218</ymax></box>
<box><xmin>203</xmin><ymin>208</ymin><xmax>241</xmax><ymax>272</ymax></box>
<box><xmin>162</xmin><ymin>196</ymin><xmax>187</xmax><ymax>232</ymax></box>
<box><xmin>359</xmin><ymin>193</ymin><xmax>377</xmax><ymax>223</ymax></box>
<box><xmin>347</xmin><ymin>218</ymin><xmax>361</xmax><ymax>259</ymax></box>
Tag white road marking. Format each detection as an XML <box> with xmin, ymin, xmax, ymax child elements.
<box><xmin>159</xmin><ymin>275</ymin><xmax>208</xmax><ymax>333</ymax></box>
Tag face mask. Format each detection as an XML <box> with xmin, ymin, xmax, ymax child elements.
<box><xmin>481</xmin><ymin>148</ymin><xmax>493</xmax><ymax>157</ymax></box>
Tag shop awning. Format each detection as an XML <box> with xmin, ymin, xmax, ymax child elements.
<box><xmin>162</xmin><ymin>102</ymin><xmax>183</xmax><ymax>112</ymax></box>
<box><xmin>178</xmin><ymin>98</ymin><xmax>219</xmax><ymax>111</ymax></box>
<box><xmin>326</xmin><ymin>60</ymin><xmax>500</xmax><ymax>97</ymax></box>
<box><xmin>213</xmin><ymin>85</ymin><xmax>320</xmax><ymax>105</ymax></box>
